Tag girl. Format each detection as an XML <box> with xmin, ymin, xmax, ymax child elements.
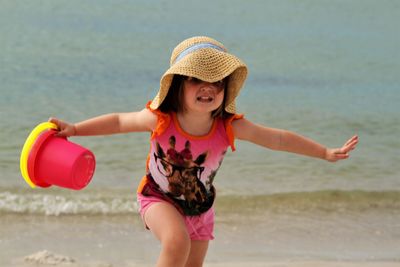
<box><xmin>50</xmin><ymin>36</ymin><xmax>358</xmax><ymax>267</ymax></box>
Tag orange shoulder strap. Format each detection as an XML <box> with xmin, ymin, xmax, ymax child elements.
<box><xmin>224</xmin><ymin>114</ymin><xmax>244</xmax><ymax>151</ymax></box>
<box><xmin>146</xmin><ymin>101</ymin><xmax>171</xmax><ymax>139</ymax></box>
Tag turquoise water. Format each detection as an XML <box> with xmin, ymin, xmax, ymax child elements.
<box><xmin>1</xmin><ymin>0</ymin><xmax>400</xmax><ymax>263</ymax></box>
<box><xmin>1</xmin><ymin>0</ymin><xmax>399</xmax><ymax>194</ymax></box>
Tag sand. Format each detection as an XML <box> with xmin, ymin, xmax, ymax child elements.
<box><xmin>9</xmin><ymin>249</ymin><xmax>400</xmax><ymax>267</ymax></box>
<box><xmin>2</xmin><ymin>213</ymin><xmax>399</xmax><ymax>267</ymax></box>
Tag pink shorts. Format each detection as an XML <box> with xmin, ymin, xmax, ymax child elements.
<box><xmin>137</xmin><ymin>193</ymin><xmax>215</xmax><ymax>241</ymax></box>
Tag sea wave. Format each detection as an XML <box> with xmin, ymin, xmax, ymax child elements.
<box><xmin>1</xmin><ymin>188</ymin><xmax>399</xmax><ymax>216</ymax></box>
<box><xmin>0</xmin><ymin>189</ymin><xmax>138</xmax><ymax>216</ymax></box>
<box><xmin>215</xmin><ymin>190</ymin><xmax>400</xmax><ymax>214</ymax></box>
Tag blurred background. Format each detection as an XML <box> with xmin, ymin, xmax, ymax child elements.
<box><xmin>1</xmin><ymin>0</ymin><xmax>399</xmax><ymax>265</ymax></box>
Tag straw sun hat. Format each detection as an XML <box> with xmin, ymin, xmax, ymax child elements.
<box><xmin>150</xmin><ymin>36</ymin><xmax>248</xmax><ymax>114</ymax></box>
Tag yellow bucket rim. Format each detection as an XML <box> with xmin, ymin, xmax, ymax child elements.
<box><xmin>20</xmin><ymin>122</ymin><xmax>58</xmax><ymax>188</ymax></box>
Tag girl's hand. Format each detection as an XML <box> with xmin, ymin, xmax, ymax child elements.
<box><xmin>48</xmin><ymin>117</ymin><xmax>76</xmax><ymax>137</ymax></box>
<box><xmin>325</xmin><ymin>135</ymin><xmax>358</xmax><ymax>162</ymax></box>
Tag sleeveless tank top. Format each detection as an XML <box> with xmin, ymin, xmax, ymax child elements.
<box><xmin>137</xmin><ymin>102</ymin><xmax>243</xmax><ymax>215</ymax></box>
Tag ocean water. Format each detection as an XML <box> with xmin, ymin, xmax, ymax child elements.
<box><xmin>1</xmin><ymin>0</ymin><xmax>400</xmax><ymax>264</ymax></box>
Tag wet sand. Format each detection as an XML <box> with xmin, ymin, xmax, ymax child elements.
<box><xmin>10</xmin><ymin>249</ymin><xmax>400</xmax><ymax>267</ymax></box>
<box><xmin>2</xmin><ymin>213</ymin><xmax>399</xmax><ymax>267</ymax></box>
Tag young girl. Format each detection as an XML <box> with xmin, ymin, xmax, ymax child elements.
<box><xmin>49</xmin><ymin>36</ymin><xmax>358</xmax><ymax>267</ymax></box>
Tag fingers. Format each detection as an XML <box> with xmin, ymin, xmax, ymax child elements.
<box><xmin>332</xmin><ymin>148</ymin><xmax>349</xmax><ymax>161</ymax></box>
<box><xmin>47</xmin><ymin>117</ymin><xmax>73</xmax><ymax>137</ymax></box>
<box><xmin>345</xmin><ymin>135</ymin><xmax>358</xmax><ymax>146</ymax></box>
<box><xmin>48</xmin><ymin>117</ymin><xmax>63</xmax><ymax>129</ymax></box>
<box><xmin>328</xmin><ymin>135</ymin><xmax>359</xmax><ymax>162</ymax></box>
<box><xmin>342</xmin><ymin>135</ymin><xmax>359</xmax><ymax>153</ymax></box>
<box><xmin>334</xmin><ymin>152</ymin><xmax>349</xmax><ymax>159</ymax></box>
<box><xmin>48</xmin><ymin>117</ymin><xmax>57</xmax><ymax>125</ymax></box>
<box><xmin>48</xmin><ymin>117</ymin><xmax>60</xmax><ymax>132</ymax></box>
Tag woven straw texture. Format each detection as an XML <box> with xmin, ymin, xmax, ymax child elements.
<box><xmin>150</xmin><ymin>36</ymin><xmax>248</xmax><ymax>113</ymax></box>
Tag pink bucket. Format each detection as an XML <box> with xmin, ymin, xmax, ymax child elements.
<box><xmin>27</xmin><ymin>130</ymin><xmax>95</xmax><ymax>190</ymax></box>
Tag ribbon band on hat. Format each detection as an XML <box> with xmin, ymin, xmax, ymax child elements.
<box><xmin>151</xmin><ymin>36</ymin><xmax>248</xmax><ymax>113</ymax></box>
<box><xmin>173</xmin><ymin>42</ymin><xmax>226</xmax><ymax>65</ymax></box>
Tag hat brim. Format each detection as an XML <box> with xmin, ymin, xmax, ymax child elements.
<box><xmin>151</xmin><ymin>48</ymin><xmax>247</xmax><ymax>114</ymax></box>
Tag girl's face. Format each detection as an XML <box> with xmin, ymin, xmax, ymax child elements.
<box><xmin>182</xmin><ymin>77</ymin><xmax>225</xmax><ymax>115</ymax></box>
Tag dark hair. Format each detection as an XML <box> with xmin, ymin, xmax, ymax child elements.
<box><xmin>158</xmin><ymin>75</ymin><xmax>185</xmax><ymax>114</ymax></box>
<box><xmin>158</xmin><ymin>75</ymin><xmax>233</xmax><ymax>119</ymax></box>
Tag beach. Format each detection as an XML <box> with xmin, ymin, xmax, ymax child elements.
<box><xmin>10</xmin><ymin>256</ymin><xmax>400</xmax><ymax>267</ymax></box>
<box><xmin>8</xmin><ymin>250</ymin><xmax>400</xmax><ymax>267</ymax></box>
<box><xmin>1</xmin><ymin>0</ymin><xmax>400</xmax><ymax>266</ymax></box>
<box><xmin>2</xmin><ymin>193</ymin><xmax>400</xmax><ymax>266</ymax></box>
<box><xmin>10</xmin><ymin>249</ymin><xmax>400</xmax><ymax>267</ymax></box>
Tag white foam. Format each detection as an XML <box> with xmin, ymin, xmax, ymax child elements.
<box><xmin>0</xmin><ymin>191</ymin><xmax>138</xmax><ymax>216</ymax></box>
<box><xmin>24</xmin><ymin>250</ymin><xmax>76</xmax><ymax>265</ymax></box>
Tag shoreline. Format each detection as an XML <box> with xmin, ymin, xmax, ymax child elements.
<box><xmin>2</xmin><ymin>213</ymin><xmax>399</xmax><ymax>266</ymax></box>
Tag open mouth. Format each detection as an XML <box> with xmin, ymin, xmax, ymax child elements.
<box><xmin>196</xmin><ymin>96</ymin><xmax>214</xmax><ymax>103</ymax></box>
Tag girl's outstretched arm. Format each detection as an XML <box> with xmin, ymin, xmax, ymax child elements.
<box><xmin>232</xmin><ymin>118</ymin><xmax>358</xmax><ymax>162</ymax></box>
<box><xmin>49</xmin><ymin>108</ymin><xmax>157</xmax><ymax>137</ymax></box>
